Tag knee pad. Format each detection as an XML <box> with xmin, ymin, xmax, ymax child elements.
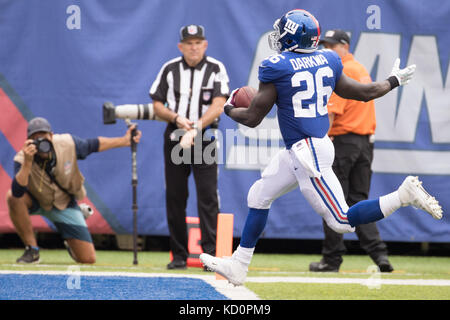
<box><xmin>247</xmin><ymin>179</ymin><xmax>272</xmax><ymax>209</ymax></box>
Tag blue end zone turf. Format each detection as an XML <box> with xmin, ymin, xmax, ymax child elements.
<box><xmin>0</xmin><ymin>274</ymin><xmax>228</xmax><ymax>300</ymax></box>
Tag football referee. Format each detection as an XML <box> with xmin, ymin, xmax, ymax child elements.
<box><xmin>149</xmin><ymin>25</ymin><xmax>230</xmax><ymax>270</ymax></box>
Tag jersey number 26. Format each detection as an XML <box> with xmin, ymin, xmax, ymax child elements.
<box><xmin>291</xmin><ymin>66</ymin><xmax>333</xmax><ymax>118</ymax></box>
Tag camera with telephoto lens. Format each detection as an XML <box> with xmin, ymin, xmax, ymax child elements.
<box><xmin>32</xmin><ymin>137</ymin><xmax>52</xmax><ymax>153</ymax></box>
<box><xmin>103</xmin><ymin>102</ymin><xmax>160</xmax><ymax>124</ymax></box>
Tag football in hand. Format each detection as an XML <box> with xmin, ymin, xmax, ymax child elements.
<box><xmin>234</xmin><ymin>86</ymin><xmax>257</xmax><ymax>108</ymax></box>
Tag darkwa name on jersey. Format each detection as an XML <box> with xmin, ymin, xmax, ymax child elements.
<box><xmin>259</xmin><ymin>49</ymin><xmax>343</xmax><ymax>149</ymax></box>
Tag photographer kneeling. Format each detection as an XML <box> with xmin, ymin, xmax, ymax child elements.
<box><xmin>6</xmin><ymin>117</ymin><xmax>141</xmax><ymax>264</ymax></box>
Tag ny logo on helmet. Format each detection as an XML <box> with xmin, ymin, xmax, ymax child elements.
<box><xmin>284</xmin><ymin>19</ymin><xmax>299</xmax><ymax>35</ymax></box>
<box><xmin>311</xmin><ymin>36</ymin><xmax>319</xmax><ymax>46</ymax></box>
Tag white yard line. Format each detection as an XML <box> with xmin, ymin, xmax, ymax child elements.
<box><xmin>202</xmin><ymin>278</ymin><xmax>260</xmax><ymax>300</ymax></box>
<box><xmin>245</xmin><ymin>276</ymin><xmax>450</xmax><ymax>286</ymax></box>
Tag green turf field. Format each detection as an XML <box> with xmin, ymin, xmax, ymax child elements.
<box><xmin>1</xmin><ymin>249</ymin><xmax>449</xmax><ymax>300</ymax></box>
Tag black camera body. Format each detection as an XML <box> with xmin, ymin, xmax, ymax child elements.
<box><xmin>32</xmin><ymin>137</ymin><xmax>52</xmax><ymax>153</ymax></box>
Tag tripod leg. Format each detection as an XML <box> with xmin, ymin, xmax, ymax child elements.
<box><xmin>130</xmin><ymin>123</ymin><xmax>139</xmax><ymax>265</ymax></box>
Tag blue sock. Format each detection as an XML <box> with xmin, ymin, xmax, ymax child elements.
<box><xmin>30</xmin><ymin>246</ymin><xmax>39</xmax><ymax>251</ymax></box>
<box><xmin>347</xmin><ymin>199</ymin><xmax>384</xmax><ymax>227</ymax></box>
<box><xmin>240</xmin><ymin>208</ymin><xmax>269</xmax><ymax>248</ymax></box>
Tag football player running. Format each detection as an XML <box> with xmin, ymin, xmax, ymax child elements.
<box><xmin>200</xmin><ymin>9</ymin><xmax>443</xmax><ymax>286</ymax></box>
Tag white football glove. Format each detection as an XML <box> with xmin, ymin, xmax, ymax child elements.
<box><xmin>224</xmin><ymin>88</ymin><xmax>239</xmax><ymax>107</ymax></box>
<box><xmin>224</xmin><ymin>88</ymin><xmax>240</xmax><ymax>116</ymax></box>
<box><xmin>389</xmin><ymin>58</ymin><xmax>416</xmax><ymax>86</ymax></box>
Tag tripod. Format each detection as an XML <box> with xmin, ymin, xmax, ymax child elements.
<box><xmin>126</xmin><ymin>119</ymin><xmax>139</xmax><ymax>265</ymax></box>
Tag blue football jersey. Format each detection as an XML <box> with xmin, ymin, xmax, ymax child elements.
<box><xmin>259</xmin><ymin>49</ymin><xmax>343</xmax><ymax>149</ymax></box>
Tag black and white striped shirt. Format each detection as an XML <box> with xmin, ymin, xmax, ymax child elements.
<box><xmin>149</xmin><ymin>56</ymin><xmax>230</xmax><ymax>123</ymax></box>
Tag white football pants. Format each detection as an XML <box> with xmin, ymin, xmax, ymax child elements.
<box><xmin>247</xmin><ymin>135</ymin><xmax>355</xmax><ymax>234</ymax></box>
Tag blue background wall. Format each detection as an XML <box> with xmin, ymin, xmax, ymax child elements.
<box><xmin>1</xmin><ymin>0</ymin><xmax>449</xmax><ymax>242</ymax></box>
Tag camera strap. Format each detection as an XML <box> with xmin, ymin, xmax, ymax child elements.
<box><xmin>44</xmin><ymin>166</ymin><xmax>74</xmax><ymax>198</ymax></box>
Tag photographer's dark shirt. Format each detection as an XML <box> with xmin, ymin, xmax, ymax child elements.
<box><xmin>72</xmin><ymin>135</ymin><xmax>99</xmax><ymax>160</ymax></box>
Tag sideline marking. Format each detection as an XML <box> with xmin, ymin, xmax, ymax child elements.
<box><xmin>245</xmin><ymin>276</ymin><xmax>450</xmax><ymax>286</ymax></box>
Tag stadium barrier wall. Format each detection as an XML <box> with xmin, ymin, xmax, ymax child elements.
<box><xmin>0</xmin><ymin>0</ymin><xmax>448</xmax><ymax>242</ymax></box>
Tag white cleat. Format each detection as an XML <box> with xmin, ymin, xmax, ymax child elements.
<box><xmin>200</xmin><ymin>253</ymin><xmax>248</xmax><ymax>286</ymax></box>
<box><xmin>398</xmin><ymin>176</ymin><xmax>443</xmax><ymax>219</ymax></box>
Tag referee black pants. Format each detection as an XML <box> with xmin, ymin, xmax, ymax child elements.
<box><xmin>321</xmin><ymin>133</ymin><xmax>389</xmax><ymax>267</ymax></box>
<box><xmin>164</xmin><ymin>126</ymin><xmax>219</xmax><ymax>262</ymax></box>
